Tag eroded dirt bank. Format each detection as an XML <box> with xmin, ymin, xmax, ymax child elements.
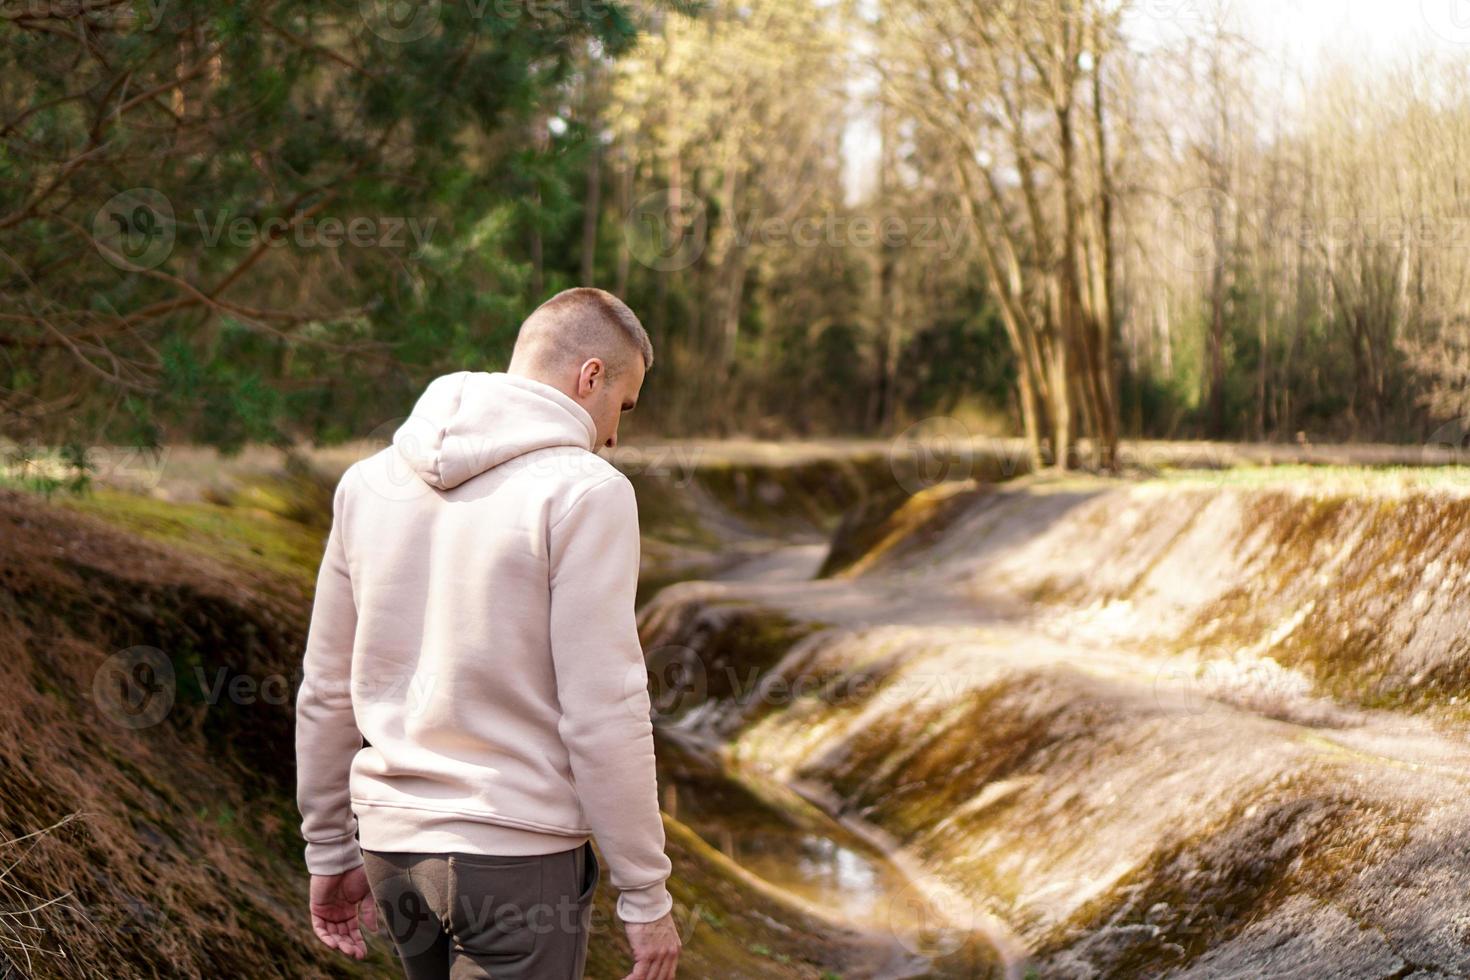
<box><xmin>641</xmin><ymin>470</ymin><xmax>1470</xmax><ymax>978</ymax></box>
<box><xmin>0</xmin><ymin>472</ymin><xmax>903</xmax><ymax>979</ymax></box>
<box><xmin>0</xmin><ymin>488</ymin><xmax>363</xmax><ymax>978</ymax></box>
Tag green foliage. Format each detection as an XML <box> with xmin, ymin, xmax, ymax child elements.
<box><xmin>898</xmin><ymin>287</ymin><xmax>1014</xmax><ymax>419</ymax></box>
<box><xmin>1</xmin><ymin>1</ymin><xmax>643</xmax><ymax>448</ymax></box>
<box><xmin>1122</xmin><ymin>256</ymin><xmax>1422</xmax><ymax>441</ymax></box>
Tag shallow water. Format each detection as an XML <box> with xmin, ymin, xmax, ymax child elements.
<box><xmin>655</xmin><ymin>730</ymin><xmax>1001</xmax><ymax>978</ymax></box>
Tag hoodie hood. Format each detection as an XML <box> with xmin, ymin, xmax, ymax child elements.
<box><xmin>392</xmin><ymin>371</ymin><xmax>598</xmax><ymax>491</ymax></box>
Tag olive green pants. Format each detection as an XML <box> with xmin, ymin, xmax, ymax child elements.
<box><xmin>362</xmin><ymin>841</ymin><xmax>599</xmax><ymax>980</ymax></box>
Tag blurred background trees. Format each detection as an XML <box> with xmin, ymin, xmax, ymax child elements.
<box><xmin>4</xmin><ymin>0</ymin><xmax>1470</xmax><ymax>464</ymax></box>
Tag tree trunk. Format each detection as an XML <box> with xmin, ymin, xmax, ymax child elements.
<box><xmin>580</xmin><ymin>137</ymin><xmax>602</xmax><ymax>286</ymax></box>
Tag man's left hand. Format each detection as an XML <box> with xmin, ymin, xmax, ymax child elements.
<box><xmin>309</xmin><ymin>865</ymin><xmax>378</xmax><ymax>960</ymax></box>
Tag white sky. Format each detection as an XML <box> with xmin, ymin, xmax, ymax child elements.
<box><xmin>1126</xmin><ymin>0</ymin><xmax>1467</xmax><ymax>72</ymax></box>
<box><xmin>842</xmin><ymin>0</ymin><xmax>1470</xmax><ymax>201</ymax></box>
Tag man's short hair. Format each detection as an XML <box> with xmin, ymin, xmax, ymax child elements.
<box><xmin>514</xmin><ymin>288</ymin><xmax>653</xmax><ymax>377</ymax></box>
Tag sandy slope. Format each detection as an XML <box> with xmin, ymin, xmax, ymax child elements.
<box><xmin>641</xmin><ymin>471</ymin><xmax>1470</xmax><ymax>978</ymax></box>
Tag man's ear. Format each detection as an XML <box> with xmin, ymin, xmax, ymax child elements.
<box><xmin>578</xmin><ymin>357</ymin><xmax>604</xmax><ymax>397</ymax></box>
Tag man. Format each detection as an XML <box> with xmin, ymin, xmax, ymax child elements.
<box><xmin>295</xmin><ymin>288</ymin><xmax>681</xmax><ymax>980</ymax></box>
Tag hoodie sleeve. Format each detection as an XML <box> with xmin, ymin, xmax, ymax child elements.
<box><xmin>549</xmin><ymin>475</ymin><xmax>674</xmax><ymax>923</ymax></box>
<box><xmin>295</xmin><ymin>469</ymin><xmax>365</xmax><ymax>876</ymax></box>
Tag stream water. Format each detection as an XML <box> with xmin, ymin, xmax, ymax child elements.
<box><xmin>648</xmin><ymin>537</ymin><xmax>1012</xmax><ymax>978</ymax></box>
<box><xmin>632</xmin><ymin>531</ymin><xmax>1023</xmax><ymax>975</ymax></box>
<box><xmin>654</xmin><ymin>730</ymin><xmax>1002</xmax><ymax>978</ymax></box>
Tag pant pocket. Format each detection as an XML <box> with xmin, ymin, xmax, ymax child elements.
<box><xmin>446</xmin><ymin>854</ymin><xmax>543</xmax><ymax>960</ymax></box>
<box><xmin>577</xmin><ymin>842</ymin><xmax>600</xmax><ymax>906</ymax></box>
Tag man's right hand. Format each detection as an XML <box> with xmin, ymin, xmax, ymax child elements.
<box><xmin>623</xmin><ymin>910</ymin><xmax>681</xmax><ymax>980</ymax></box>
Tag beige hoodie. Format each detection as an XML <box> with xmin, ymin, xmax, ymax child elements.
<box><xmin>295</xmin><ymin>371</ymin><xmax>672</xmax><ymax>923</ymax></box>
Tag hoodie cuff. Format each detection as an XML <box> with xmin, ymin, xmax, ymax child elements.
<box><xmin>616</xmin><ymin>881</ymin><xmax>674</xmax><ymax>924</ymax></box>
<box><xmin>304</xmin><ymin>834</ymin><xmax>364</xmax><ymax>876</ymax></box>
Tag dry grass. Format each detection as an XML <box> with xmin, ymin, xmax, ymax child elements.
<box><xmin>0</xmin><ymin>487</ymin><xmax>387</xmax><ymax>979</ymax></box>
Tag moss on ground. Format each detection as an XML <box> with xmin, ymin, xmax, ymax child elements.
<box><xmin>50</xmin><ymin>486</ymin><xmax>326</xmax><ymax>599</ymax></box>
<box><xmin>1032</xmin><ymin>775</ymin><xmax>1417</xmax><ymax>976</ymax></box>
<box><xmin>1176</xmin><ymin>488</ymin><xmax>1470</xmax><ymax>714</ymax></box>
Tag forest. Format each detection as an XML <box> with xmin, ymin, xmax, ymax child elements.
<box><xmin>6</xmin><ymin>0</ymin><xmax>1470</xmax><ymax>469</ymax></box>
